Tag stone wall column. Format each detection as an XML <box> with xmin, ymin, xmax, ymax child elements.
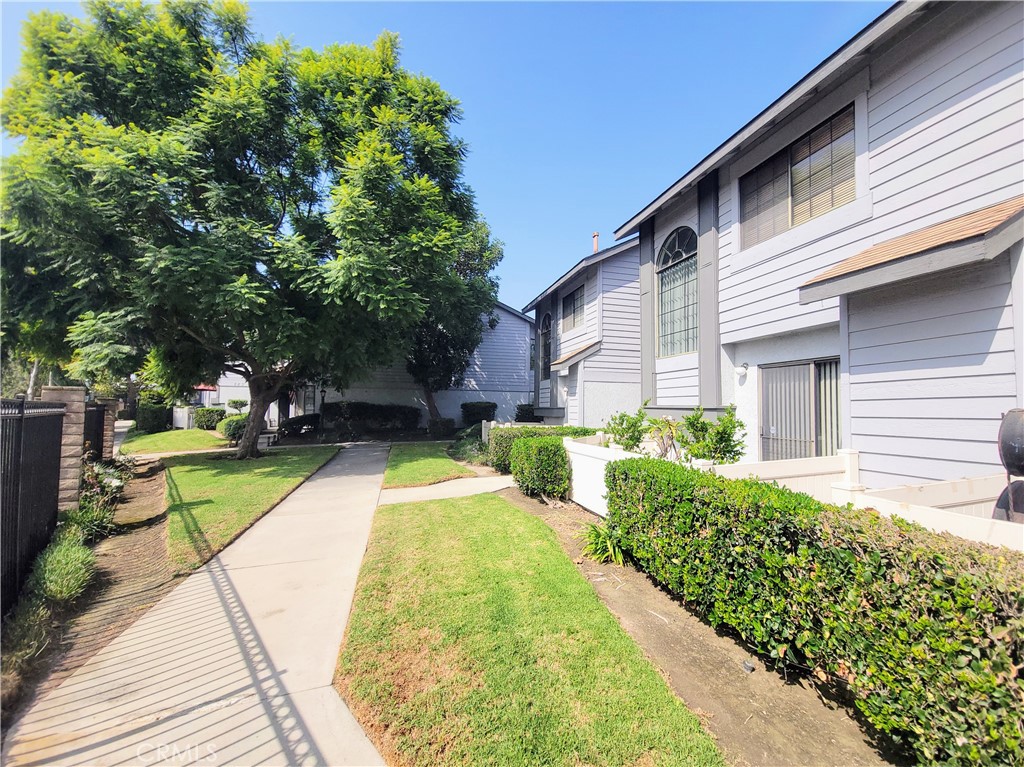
<box><xmin>41</xmin><ymin>386</ymin><xmax>87</xmax><ymax>510</ymax></box>
<box><xmin>96</xmin><ymin>397</ymin><xmax>117</xmax><ymax>461</ymax></box>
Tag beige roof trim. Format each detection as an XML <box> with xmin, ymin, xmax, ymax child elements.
<box><xmin>799</xmin><ymin>196</ymin><xmax>1024</xmax><ymax>303</ymax></box>
<box><xmin>551</xmin><ymin>341</ymin><xmax>600</xmax><ymax>370</ymax></box>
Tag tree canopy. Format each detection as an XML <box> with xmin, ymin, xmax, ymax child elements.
<box><xmin>2</xmin><ymin>0</ymin><xmax>501</xmax><ymax>456</ymax></box>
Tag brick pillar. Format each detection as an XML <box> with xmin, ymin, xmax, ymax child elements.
<box><xmin>96</xmin><ymin>398</ymin><xmax>117</xmax><ymax>461</ymax></box>
<box><xmin>41</xmin><ymin>386</ymin><xmax>87</xmax><ymax>510</ymax></box>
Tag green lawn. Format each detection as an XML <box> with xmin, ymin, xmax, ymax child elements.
<box><xmin>121</xmin><ymin>428</ymin><xmax>228</xmax><ymax>455</ymax></box>
<box><xmin>382</xmin><ymin>442</ymin><xmax>474</xmax><ymax>488</ymax></box>
<box><xmin>336</xmin><ymin>494</ymin><xmax>723</xmax><ymax>767</ymax></box>
<box><xmin>164</xmin><ymin>447</ymin><xmax>338</xmax><ymax>573</ymax></box>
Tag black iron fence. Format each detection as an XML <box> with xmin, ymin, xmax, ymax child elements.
<box><xmin>84</xmin><ymin>401</ymin><xmax>105</xmax><ymax>461</ymax></box>
<box><xmin>1</xmin><ymin>399</ymin><xmax>65</xmax><ymax>617</ymax></box>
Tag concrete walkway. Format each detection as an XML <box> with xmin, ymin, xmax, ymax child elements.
<box><xmin>2</xmin><ymin>446</ymin><xmax>388</xmax><ymax>767</ymax></box>
<box><xmin>378</xmin><ymin>474</ymin><xmax>514</xmax><ymax>505</ymax></box>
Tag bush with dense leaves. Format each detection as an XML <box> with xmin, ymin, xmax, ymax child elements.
<box><xmin>26</xmin><ymin>526</ymin><xmax>95</xmax><ymax>604</ymax></box>
<box><xmin>135</xmin><ymin>403</ymin><xmax>169</xmax><ymax>433</ymax></box>
<box><xmin>193</xmin><ymin>407</ymin><xmax>227</xmax><ymax>430</ymax></box>
<box><xmin>460</xmin><ymin>401</ymin><xmax>497</xmax><ymax>425</ymax></box>
<box><xmin>514</xmin><ymin>403</ymin><xmax>543</xmax><ymax>423</ymax></box>
<box><xmin>604</xmin><ymin>457</ymin><xmax>1024</xmax><ymax>766</ymax></box>
<box><xmin>488</xmin><ymin>426</ymin><xmax>596</xmax><ymax>473</ymax></box>
<box><xmin>217</xmin><ymin>414</ymin><xmax>248</xmax><ymax>442</ymax></box>
<box><xmin>321</xmin><ymin>401</ymin><xmax>420</xmax><ymax>432</ymax></box>
<box><xmin>509</xmin><ymin>437</ymin><xmax>570</xmax><ymax>499</ymax></box>
<box><xmin>279</xmin><ymin>413</ymin><xmax>320</xmax><ymax>437</ymax></box>
<box><xmin>428</xmin><ymin>418</ymin><xmax>456</xmax><ymax>438</ymax></box>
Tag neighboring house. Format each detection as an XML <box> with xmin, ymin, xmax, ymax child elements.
<box><xmin>523</xmin><ymin>238</ymin><xmax>641</xmax><ymax>427</ymax></box>
<box><xmin>214</xmin><ymin>302</ymin><xmax>533</xmax><ymax>426</ymax></box>
<box><xmin>612</xmin><ymin>0</ymin><xmax>1023</xmax><ymax>487</ymax></box>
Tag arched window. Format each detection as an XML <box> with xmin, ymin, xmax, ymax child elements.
<box><xmin>540</xmin><ymin>313</ymin><xmax>552</xmax><ymax>378</ymax></box>
<box><xmin>657</xmin><ymin>227</ymin><xmax>698</xmax><ymax>357</ymax></box>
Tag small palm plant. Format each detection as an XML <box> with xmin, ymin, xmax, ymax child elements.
<box><xmin>580</xmin><ymin>523</ymin><xmax>627</xmax><ymax>566</ymax></box>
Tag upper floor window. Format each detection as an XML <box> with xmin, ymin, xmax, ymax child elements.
<box><xmin>657</xmin><ymin>227</ymin><xmax>698</xmax><ymax>357</ymax></box>
<box><xmin>540</xmin><ymin>313</ymin><xmax>552</xmax><ymax>379</ymax></box>
<box><xmin>740</xmin><ymin>104</ymin><xmax>855</xmax><ymax>249</ymax></box>
<box><xmin>561</xmin><ymin>285</ymin><xmax>585</xmax><ymax>331</ymax></box>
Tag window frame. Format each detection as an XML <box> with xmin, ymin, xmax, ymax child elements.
<box><xmin>561</xmin><ymin>284</ymin><xmax>585</xmax><ymax>332</ymax></box>
<box><xmin>655</xmin><ymin>226</ymin><xmax>699</xmax><ymax>358</ymax></box>
<box><xmin>739</xmin><ymin>103</ymin><xmax>856</xmax><ymax>251</ymax></box>
<box><xmin>540</xmin><ymin>313</ymin><xmax>552</xmax><ymax>379</ymax></box>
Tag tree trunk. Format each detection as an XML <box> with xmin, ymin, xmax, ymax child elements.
<box><xmin>26</xmin><ymin>359</ymin><xmax>40</xmax><ymax>400</ymax></box>
<box><xmin>236</xmin><ymin>376</ymin><xmax>282</xmax><ymax>459</ymax></box>
<box><xmin>422</xmin><ymin>387</ymin><xmax>441</xmax><ymax>421</ymax></box>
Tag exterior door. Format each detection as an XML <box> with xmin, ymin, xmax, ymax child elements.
<box><xmin>760</xmin><ymin>359</ymin><xmax>840</xmax><ymax>461</ymax></box>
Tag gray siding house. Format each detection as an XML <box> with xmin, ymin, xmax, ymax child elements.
<box><xmin>212</xmin><ymin>302</ymin><xmax>533</xmax><ymax>425</ymax></box>
<box><xmin>524</xmin><ymin>239</ymin><xmax>642</xmax><ymax>427</ymax></box>
<box><xmin>613</xmin><ymin>0</ymin><xmax>1023</xmax><ymax>488</ymax></box>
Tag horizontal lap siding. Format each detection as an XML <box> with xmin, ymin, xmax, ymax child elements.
<box><xmin>588</xmin><ymin>250</ymin><xmax>641</xmax><ymax>385</ymax></box>
<box><xmin>462</xmin><ymin>308</ymin><xmax>533</xmax><ymax>393</ymax></box>
<box><xmin>717</xmin><ymin>1</ymin><xmax>1023</xmax><ymax>345</ymax></box>
<box><xmin>556</xmin><ymin>269</ymin><xmax>599</xmax><ymax>359</ymax></box>
<box><xmin>848</xmin><ymin>257</ymin><xmax>1017</xmax><ymax>487</ymax></box>
<box><xmin>656</xmin><ymin>354</ymin><xmax>699</xmax><ymax>406</ymax></box>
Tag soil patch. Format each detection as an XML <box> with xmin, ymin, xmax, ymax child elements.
<box><xmin>497</xmin><ymin>487</ymin><xmax>907</xmax><ymax>767</ymax></box>
<box><xmin>3</xmin><ymin>460</ymin><xmax>174</xmax><ymax>731</ymax></box>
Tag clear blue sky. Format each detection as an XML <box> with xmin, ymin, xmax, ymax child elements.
<box><xmin>2</xmin><ymin>1</ymin><xmax>893</xmax><ymax>311</ymax></box>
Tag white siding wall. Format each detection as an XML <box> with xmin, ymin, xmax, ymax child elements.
<box><xmin>848</xmin><ymin>255</ymin><xmax>1018</xmax><ymax>487</ymax></box>
<box><xmin>588</xmin><ymin>250</ymin><xmax>641</xmax><ymax>385</ymax></box>
<box><xmin>717</xmin><ymin>1</ymin><xmax>1023</xmax><ymax>349</ymax></box>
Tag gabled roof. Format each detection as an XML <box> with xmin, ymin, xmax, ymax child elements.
<box><xmin>799</xmin><ymin>196</ymin><xmax>1024</xmax><ymax>302</ymax></box>
<box><xmin>494</xmin><ymin>301</ymin><xmax>532</xmax><ymax>324</ymax></box>
<box><xmin>522</xmin><ymin>237</ymin><xmax>639</xmax><ymax>314</ymax></box>
<box><xmin>613</xmin><ymin>0</ymin><xmax>924</xmax><ymax>240</ymax></box>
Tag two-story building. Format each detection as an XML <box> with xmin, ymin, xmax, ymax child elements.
<box><xmin>524</xmin><ymin>238</ymin><xmax>642</xmax><ymax>427</ymax></box>
<box><xmin>613</xmin><ymin>0</ymin><xmax>1023</xmax><ymax>487</ymax></box>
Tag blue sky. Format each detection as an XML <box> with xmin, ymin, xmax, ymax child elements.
<box><xmin>2</xmin><ymin>1</ymin><xmax>893</xmax><ymax>311</ymax></box>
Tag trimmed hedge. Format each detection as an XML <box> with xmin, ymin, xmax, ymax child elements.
<box><xmin>135</xmin><ymin>403</ymin><xmax>169</xmax><ymax>434</ymax></box>
<box><xmin>488</xmin><ymin>426</ymin><xmax>596</xmax><ymax>473</ymax></box>
<box><xmin>279</xmin><ymin>413</ymin><xmax>320</xmax><ymax>437</ymax></box>
<box><xmin>460</xmin><ymin>401</ymin><xmax>497</xmax><ymax>425</ymax></box>
<box><xmin>509</xmin><ymin>437</ymin><xmax>570</xmax><ymax>499</ymax></box>
<box><xmin>514</xmin><ymin>403</ymin><xmax>544</xmax><ymax>423</ymax></box>
<box><xmin>604</xmin><ymin>458</ymin><xmax>1024</xmax><ymax>765</ymax></box>
<box><xmin>193</xmin><ymin>407</ymin><xmax>227</xmax><ymax>430</ymax></box>
<box><xmin>217</xmin><ymin>414</ymin><xmax>248</xmax><ymax>442</ymax></box>
<box><xmin>321</xmin><ymin>401</ymin><xmax>420</xmax><ymax>432</ymax></box>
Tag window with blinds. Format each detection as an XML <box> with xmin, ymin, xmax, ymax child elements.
<box><xmin>561</xmin><ymin>285</ymin><xmax>585</xmax><ymax>331</ymax></box>
<box><xmin>740</xmin><ymin>104</ymin><xmax>856</xmax><ymax>249</ymax></box>
<box><xmin>657</xmin><ymin>227</ymin><xmax>699</xmax><ymax>357</ymax></box>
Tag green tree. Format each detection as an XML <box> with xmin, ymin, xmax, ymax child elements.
<box><xmin>2</xmin><ymin>0</ymin><xmax>499</xmax><ymax>457</ymax></box>
<box><xmin>404</xmin><ymin>221</ymin><xmax>502</xmax><ymax>420</ymax></box>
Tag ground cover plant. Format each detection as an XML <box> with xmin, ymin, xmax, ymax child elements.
<box><xmin>336</xmin><ymin>494</ymin><xmax>723</xmax><ymax>767</ymax></box>
<box><xmin>383</xmin><ymin>443</ymin><xmax>474</xmax><ymax>489</ymax></box>
<box><xmin>447</xmin><ymin>424</ymin><xmax>488</xmax><ymax>465</ymax></box>
<box><xmin>120</xmin><ymin>427</ymin><xmax>227</xmax><ymax>455</ymax></box>
<box><xmin>604</xmin><ymin>458</ymin><xmax>1024</xmax><ymax>765</ymax></box>
<box><xmin>164</xmin><ymin>447</ymin><xmax>338</xmax><ymax>573</ymax></box>
<box><xmin>488</xmin><ymin>426</ymin><xmax>596</xmax><ymax>473</ymax></box>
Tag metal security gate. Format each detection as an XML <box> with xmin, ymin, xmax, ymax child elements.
<box><xmin>760</xmin><ymin>359</ymin><xmax>840</xmax><ymax>461</ymax></box>
<box><xmin>1</xmin><ymin>399</ymin><xmax>66</xmax><ymax>616</ymax></box>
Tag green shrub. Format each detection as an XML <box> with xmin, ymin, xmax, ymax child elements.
<box><xmin>279</xmin><ymin>413</ymin><xmax>320</xmax><ymax>437</ymax></box>
<box><xmin>514</xmin><ymin>403</ymin><xmax>543</xmax><ymax>423</ymax></box>
<box><xmin>605</xmin><ymin>403</ymin><xmax>649</xmax><ymax>452</ymax></box>
<box><xmin>681</xmin><ymin>405</ymin><xmax>746</xmax><ymax>463</ymax></box>
<box><xmin>448</xmin><ymin>436</ymin><xmax>488</xmax><ymax>464</ymax></box>
<box><xmin>604</xmin><ymin>458</ymin><xmax>1024</xmax><ymax>765</ymax></box>
<box><xmin>428</xmin><ymin>417</ymin><xmax>456</xmax><ymax>438</ymax></box>
<box><xmin>135</xmin><ymin>403</ymin><xmax>169</xmax><ymax>433</ymax></box>
<box><xmin>227</xmin><ymin>398</ymin><xmax>248</xmax><ymax>413</ymax></box>
<box><xmin>27</xmin><ymin>533</ymin><xmax>95</xmax><ymax>604</ymax></box>
<box><xmin>193</xmin><ymin>407</ymin><xmax>227</xmax><ymax>430</ymax></box>
<box><xmin>488</xmin><ymin>426</ymin><xmax>596</xmax><ymax>473</ymax></box>
<box><xmin>321</xmin><ymin>401</ymin><xmax>420</xmax><ymax>432</ymax></box>
<box><xmin>460</xmin><ymin>401</ymin><xmax>497</xmax><ymax>425</ymax></box>
<box><xmin>581</xmin><ymin>523</ymin><xmax>626</xmax><ymax>566</ymax></box>
<box><xmin>217</xmin><ymin>414</ymin><xmax>248</xmax><ymax>442</ymax></box>
<box><xmin>509</xmin><ymin>437</ymin><xmax>570</xmax><ymax>499</ymax></box>
<box><xmin>61</xmin><ymin>502</ymin><xmax>115</xmax><ymax>542</ymax></box>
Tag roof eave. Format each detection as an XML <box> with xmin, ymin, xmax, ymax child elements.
<box><xmin>613</xmin><ymin>0</ymin><xmax>921</xmax><ymax>240</ymax></box>
<box><xmin>522</xmin><ymin>237</ymin><xmax>639</xmax><ymax>314</ymax></box>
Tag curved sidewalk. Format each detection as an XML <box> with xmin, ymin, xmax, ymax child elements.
<box><xmin>2</xmin><ymin>445</ymin><xmax>388</xmax><ymax>767</ymax></box>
